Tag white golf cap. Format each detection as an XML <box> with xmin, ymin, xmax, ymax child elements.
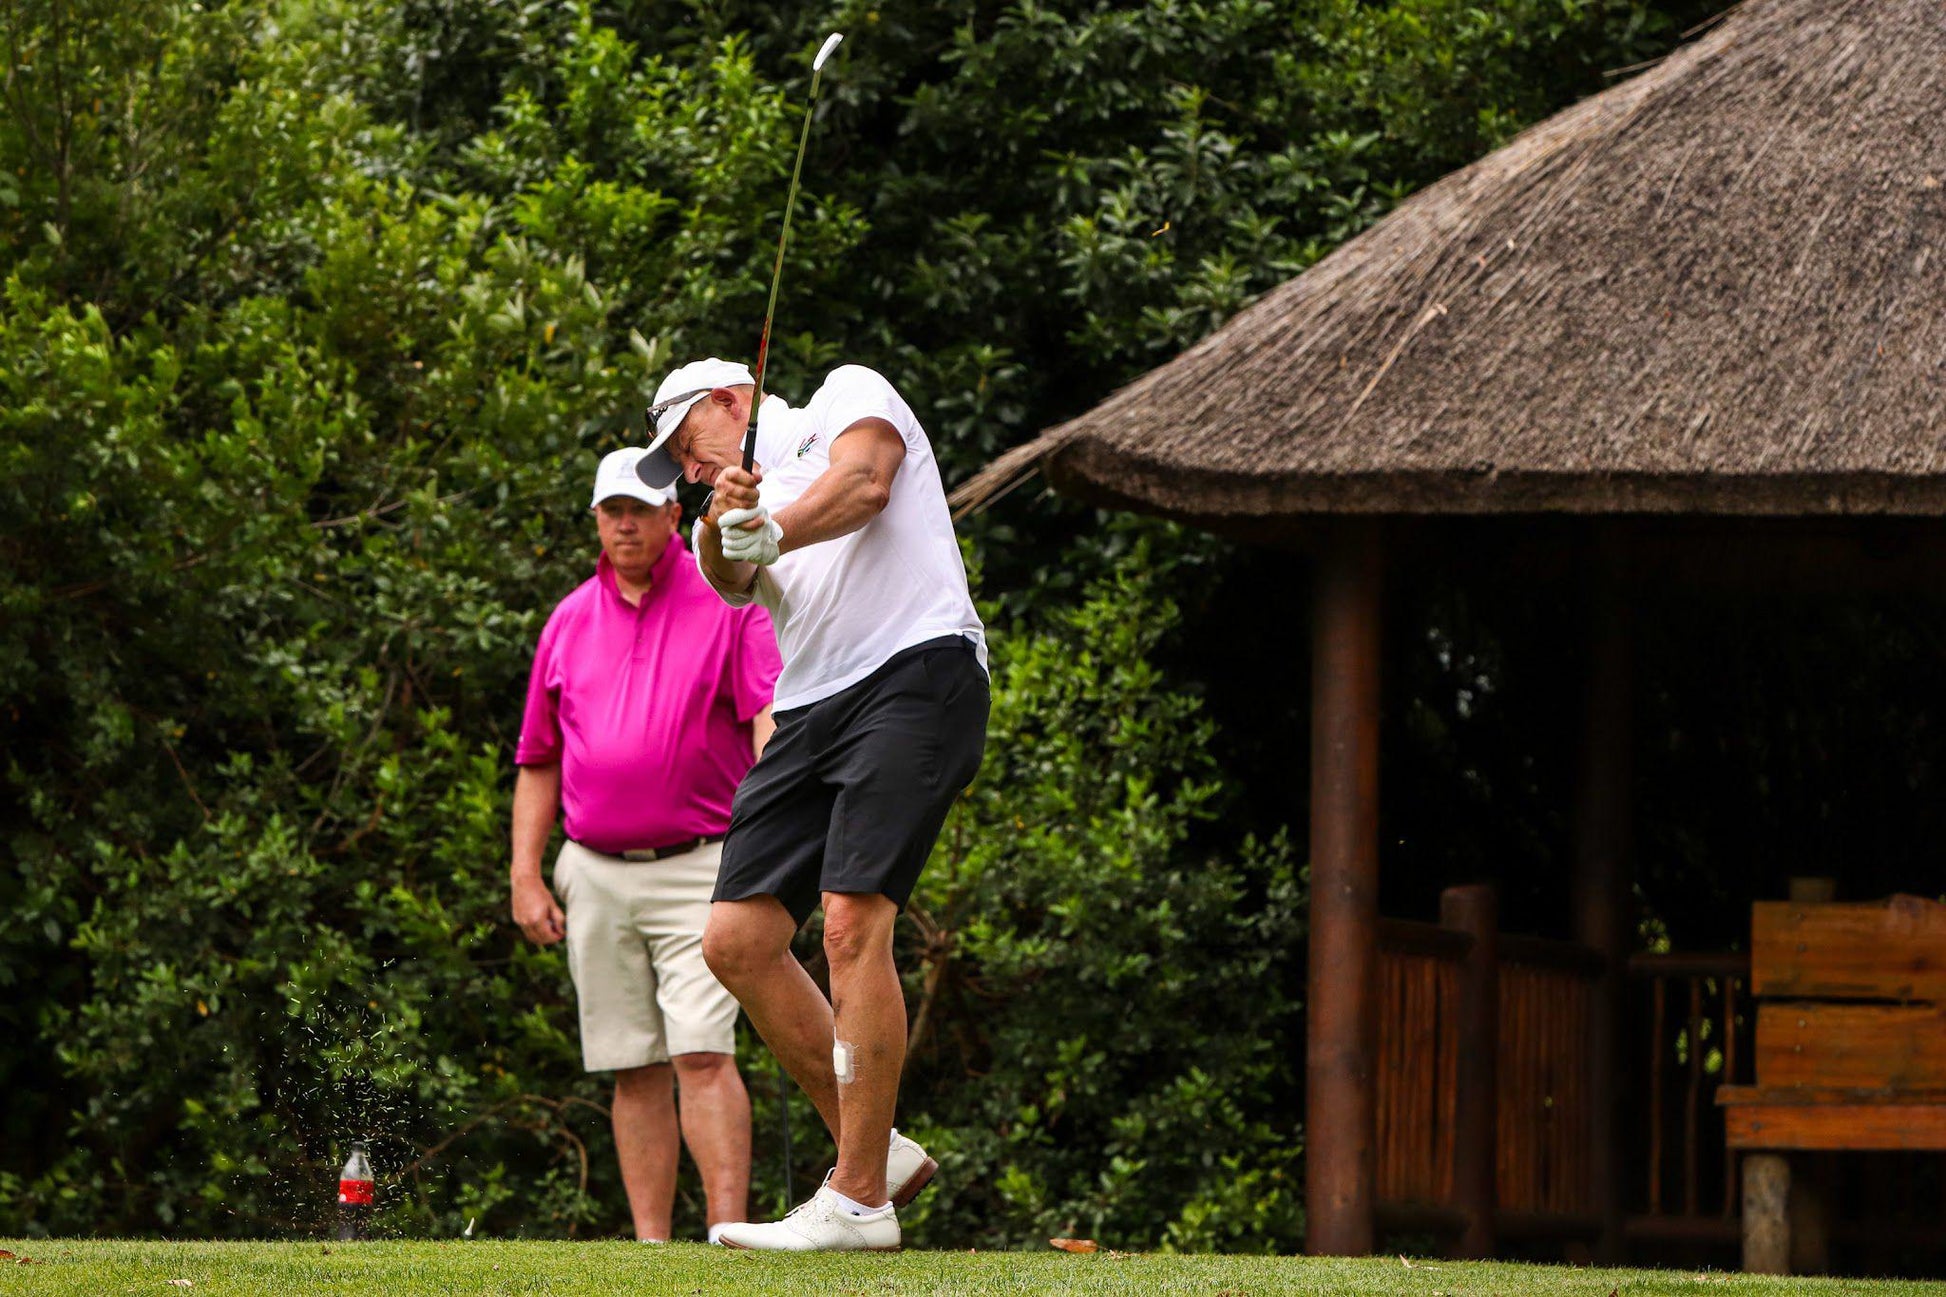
<box><xmin>590</xmin><ymin>447</ymin><xmax>676</xmax><ymax>510</ymax></box>
<box><xmin>637</xmin><ymin>357</ymin><xmax>755</xmax><ymax>490</ymax></box>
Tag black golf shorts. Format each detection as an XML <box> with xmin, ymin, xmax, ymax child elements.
<box><xmin>715</xmin><ymin>634</ymin><xmax>989</xmax><ymax>926</ymax></box>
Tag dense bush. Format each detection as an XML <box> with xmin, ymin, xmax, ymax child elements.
<box><xmin>1</xmin><ymin>0</ymin><xmax>1723</xmax><ymax>1242</ymax></box>
<box><xmin>899</xmin><ymin>551</ymin><xmax>1306</xmax><ymax>1251</ymax></box>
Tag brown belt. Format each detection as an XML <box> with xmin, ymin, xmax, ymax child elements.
<box><xmin>620</xmin><ymin>833</ymin><xmax>726</xmax><ymax>862</ymax></box>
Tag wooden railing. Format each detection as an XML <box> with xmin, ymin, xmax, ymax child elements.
<box><xmin>1373</xmin><ymin>885</ymin><xmax>1603</xmax><ymax>1252</ymax></box>
<box><xmin>1374</xmin><ymin>920</ymin><xmax>1464</xmax><ymax>1210</ymax></box>
<box><xmin>1625</xmin><ymin>950</ymin><xmax>1749</xmax><ymax>1240</ymax></box>
<box><xmin>1497</xmin><ymin>936</ymin><xmax>1600</xmax><ymax>1221</ymax></box>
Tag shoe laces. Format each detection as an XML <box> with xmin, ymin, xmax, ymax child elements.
<box><xmin>781</xmin><ymin>1170</ymin><xmax>838</xmax><ymax>1223</ymax></box>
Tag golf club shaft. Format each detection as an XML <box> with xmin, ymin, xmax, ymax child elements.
<box><xmin>743</xmin><ymin>43</ymin><xmax>838</xmax><ymax>473</ymax></box>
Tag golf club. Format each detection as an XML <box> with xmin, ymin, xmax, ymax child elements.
<box><xmin>743</xmin><ymin>31</ymin><xmax>844</xmax><ymax>473</ymax></box>
<box><xmin>635</xmin><ymin>33</ymin><xmax>843</xmax><ymax>504</ymax></box>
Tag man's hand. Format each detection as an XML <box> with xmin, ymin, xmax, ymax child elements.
<box><xmin>719</xmin><ymin>507</ymin><xmax>783</xmax><ymax>565</ymax></box>
<box><xmin>511</xmin><ymin>873</ymin><xmax>566</xmax><ymax>945</ymax></box>
<box><xmin>706</xmin><ymin>465</ymin><xmax>763</xmax><ymax>529</ymax></box>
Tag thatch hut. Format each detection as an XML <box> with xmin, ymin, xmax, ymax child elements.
<box><xmin>955</xmin><ymin>0</ymin><xmax>1946</xmax><ymax>1271</ymax></box>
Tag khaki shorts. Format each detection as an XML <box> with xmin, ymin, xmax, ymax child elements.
<box><xmin>552</xmin><ymin>838</ymin><xmax>739</xmax><ymax>1071</ymax></box>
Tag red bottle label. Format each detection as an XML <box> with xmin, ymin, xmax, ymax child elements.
<box><xmin>338</xmin><ymin>1179</ymin><xmax>375</xmax><ymax>1206</ymax></box>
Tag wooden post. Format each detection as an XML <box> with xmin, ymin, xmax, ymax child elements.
<box><xmin>1442</xmin><ymin>883</ymin><xmax>1499</xmax><ymax>1259</ymax></box>
<box><xmin>1572</xmin><ymin>531</ymin><xmax>1631</xmax><ymax>1264</ymax></box>
<box><xmin>1306</xmin><ymin>518</ymin><xmax>1384</xmax><ymax>1257</ymax></box>
<box><xmin>1743</xmin><ymin>1153</ymin><xmax>1791</xmax><ymax>1274</ymax></box>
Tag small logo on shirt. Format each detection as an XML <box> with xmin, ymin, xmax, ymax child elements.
<box><xmin>795</xmin><ymin>432</ymin><xmax>821</xmax><ymax>459</ymax></box>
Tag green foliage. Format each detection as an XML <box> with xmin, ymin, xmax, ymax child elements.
<box><xmin>898</xmin><ymin>549</ymin><xmax>1306</xmax><ymax>1251</ymax></box>
<box><xmin>0</xmin><ymin>0</ymin><xmax>1726</xmax><ymax>1243</ymax></box>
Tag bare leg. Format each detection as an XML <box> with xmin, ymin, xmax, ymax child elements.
<box><xmin>822</xmin><ymin>892</ymin><xmax>903</xmax><ymax>1206</ymax></box>
<box><xmin>672</xmin><ymin>1051</ymin><xmax>751</xmax><ymax>1229</ymax></box>
<box><xmin>703</xmin><ymin>897</ymin><xmax>843</xmax><ymax>1142</ymax></box>
<box><xmin>612</xmin><ymin>1063</ymin><xmax>677</xmax><ymax>1240</ymax></box>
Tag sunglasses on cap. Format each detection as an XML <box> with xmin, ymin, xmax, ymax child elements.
<box><xmin>636</xmin><ymin>387</ymin><xmax>711</xmax><ymax>490</ymax></box>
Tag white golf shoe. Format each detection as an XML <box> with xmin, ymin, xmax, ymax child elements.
<box><xmin>886</xmin><ymin>1128</ymin><xmax>938</xmax><ymax>1208</ymax></box>
<box><xmin>715</xmin><ymin>1177</ymin><xmax>900</xmax><ymax>1252</ymax></box>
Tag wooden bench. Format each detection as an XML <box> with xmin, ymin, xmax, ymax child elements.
<box><xmin>1717</xmin><ymin>894</ymin><xmax>1946</xmax><ymax>1273</ymax></box>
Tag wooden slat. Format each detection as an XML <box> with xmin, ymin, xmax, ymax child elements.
<box><xmin>1497</xmin><ymin>968</ymin><xmax>1528</xmax><ymax>1210</ymax></box>
<box><xmin>1377</xmin><ymin>950</ymin><xmax>1460</xmax><ymax>1208</ymax></box>
<box><xmin>1756</xmin><ymin>1002</ymin><xmax>1946</xmax><ymax>1090</ymax></box>
<box><xmin>1404</xmin><ymin>957</ymin><xmax>1431</xmax><ymax>1200</ymax></box>
<box><xmin>1684</xmin><ymin>978</ymin><xmax>1702</xmax><ymax>1217</ymax></box>
<box><xmin>1721</xmin><ymin>1092</ymin><xmax>1946</xmax><ymax>1151</ymax></box>
<box><xmin>1751</xmin><ymin>896</ymin><xmax>1946</xmax><ymax>1001</ymax></box>
<box><xmin>1377</xmin><ymin>953</ymin><xmax>1404</xmax><ymax>1201</ymax></box>
<box><xmin>1437</xmin><ymin>957</ymin><xmax>1459</xmax><ymax>1203</ymax></box>
<box><xmin>1722</xmin><ymin>976</ymin><xmax>1740</xmax><ymax>1218</ymax></box>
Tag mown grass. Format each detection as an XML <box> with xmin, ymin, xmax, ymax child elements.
<box><xmin>5</xmin><ymin>1241</ymin><xmax>1945</xmax><ymax>1296</ymax></box>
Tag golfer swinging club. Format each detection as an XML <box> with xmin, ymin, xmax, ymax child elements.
<box><xmin>634</xmin><ymin>357</ymin><xmax>988</xmax><ymax>1251</ymax></box>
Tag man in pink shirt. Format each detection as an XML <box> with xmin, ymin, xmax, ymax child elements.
<box><xmin>510</xmin><ymin>447</ymin><xmax>781</xmax><ymax>1243</ymax></box>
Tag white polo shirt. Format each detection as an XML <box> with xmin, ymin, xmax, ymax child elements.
<box><xmin>706</xmin><ymin>365</ymin><xmax>987</xmax><ymax>712</ymax></box>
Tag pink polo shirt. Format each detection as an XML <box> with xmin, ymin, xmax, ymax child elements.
<box><xmin>515</xmin><ymin>535</ymin><xmax>781</xmax><ymax>855</ymax></box>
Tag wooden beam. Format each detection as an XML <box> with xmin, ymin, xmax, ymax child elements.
<box><xmin>1756</xmin><ymin>1003</ymin><xmax>1946</xmax><ymax>1090</ymax></box>
<box><xmin>1306</xmin><ymin>518</ymin><xmax>1384</xmax><ymax>1257</ymax></box>
<box><xmin>1442</xmin><ymin>884</ymin><xmax>1499</xmax><ymax>1259</ymax></box>
<box><xmin>1720</xmin><ymin>1088</ymin><xmax>1946</xmax><ymax>1151</ymax></box>
<box><xmin>1751</xmin><ymin>896</ymin><xmax>1946</xmax><ymax>1001</ymax></box>
<box><xmin>1572</xmin><ymin>532</ymin><xmax>1632</xmax><ymax>1264</ymax></box>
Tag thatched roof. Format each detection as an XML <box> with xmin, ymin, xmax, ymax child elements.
<box><xmin>954</xmin><ymin>0</ymin><xmax>1946</xmax><ymax>523</ymax></box>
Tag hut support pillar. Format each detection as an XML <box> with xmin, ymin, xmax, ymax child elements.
<box><xmin>1443</xmin><ymin>883</ymin><xmax>1500</xmax><ymax>1259</ymax></box>
<box><xmin>1573</xmin><ymin>537</ymin><xmax>1632</xmax><ymax>1264</ymax></box>
<box><xmin>1306</xmin><ymin>519</ymin><xmax>1384</xmax><ymax>1256</ymax></box>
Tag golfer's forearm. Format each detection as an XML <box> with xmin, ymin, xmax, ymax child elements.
<box><xmin>511</xmin><ymin>763</ymin><xmax>561</xmax><ymax>878</ymax></box>
<box><xmin>775</xmin><ymin>463</ymin><xmax>889</xmax><ymax>553</ymax></box>
<box><xmin>696</xmin><ymin>521</ymin><xmax>760</xmax><ymax>601</ymax></box>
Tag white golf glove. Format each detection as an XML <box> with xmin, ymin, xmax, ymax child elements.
<box><xmin>718</xmin><ymin>506</ymin><xmax>783</xmax><ymax>566</ymax></box>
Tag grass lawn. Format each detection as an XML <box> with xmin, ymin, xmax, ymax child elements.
<box><xmin>4</xmin><ymin>1241</ymin><xmax>1945</xmax><ymax>1295</ymax></box>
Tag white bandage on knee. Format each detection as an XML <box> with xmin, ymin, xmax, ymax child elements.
<box><xmin>833</xmin><ymin>1039</ymin><xmax>855</xmax><ymax>1085</ymax></box>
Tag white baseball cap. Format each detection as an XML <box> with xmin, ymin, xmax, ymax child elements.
<box><xmin>590</xmin><ymin>447</ymin><xmax>676</xmax><ymax>510</ymax></box>
<box><xmin>636</xmin><ymin>357</ymin><xmax>755</xmax><ymax>490</ymax></box>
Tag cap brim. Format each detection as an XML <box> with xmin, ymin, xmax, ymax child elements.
<box><xmin>591</xmin><ymin>483</ymin><xmax>674</xmax><ymax>510</ymax></box>
<box><xmin>634</xmin><ymin>440</ymin><xmax>684</xmax><ymax>492</ymax></box>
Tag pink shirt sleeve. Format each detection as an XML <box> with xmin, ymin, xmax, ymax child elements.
<box><xmin>515</xmin><ymin>616</ymin><xmax>564</xmax><ymax>766</ymax></box>
<box><xmin>728</xmin><ymin>606</ymin><xmax>783</xmax><ymax>723</ymax></box>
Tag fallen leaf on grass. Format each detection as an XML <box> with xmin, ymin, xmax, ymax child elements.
<box><xmin>1049</xmin><ymin>1238</ymin><xmax>1099</xmax><ymax>1253</ymax></box>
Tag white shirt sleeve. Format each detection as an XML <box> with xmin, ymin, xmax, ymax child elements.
<box><xmin>819</xmin><ymin>366</ymin><xmax>917</xmax><ymax>452</ymax></box>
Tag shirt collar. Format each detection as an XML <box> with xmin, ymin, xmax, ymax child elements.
<box><xmin>596</xmin><ymin>533</ymin><xmax>688</xmax><ymax>607</ymax></box>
